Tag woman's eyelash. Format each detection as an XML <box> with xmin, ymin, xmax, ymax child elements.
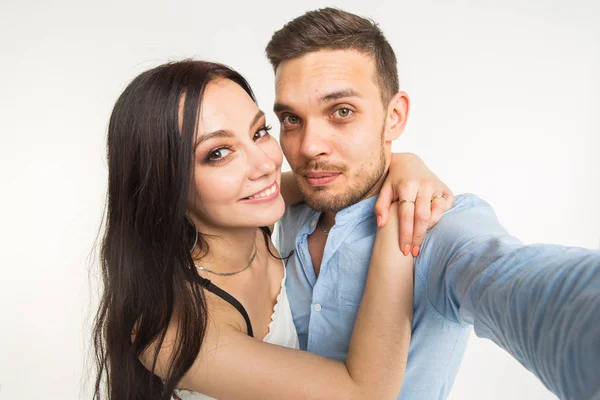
<box><xmin>204</xmin><ymin>146</ymin><xmax>233</xmax><ymax>163</ymax></box>
<box><xmin>203</xmin><ymin>125</ymin><xmax>271</xmax><ymax>163</ymax></box>
<box><xmin>254</xmin><ymin>125</ymin><xmax>272</xmax><ymax>139</ymax></box>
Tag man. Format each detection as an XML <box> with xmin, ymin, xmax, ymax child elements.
<box><xmin>269</xmin><ymin>8</ymin><xmax>600</xmax><ymax>400</ymax></box>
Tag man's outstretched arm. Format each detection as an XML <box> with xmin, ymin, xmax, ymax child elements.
<box><xmin>419</xmin><ymin>194</ymin><xmax>600</xmax><ymax>400</ymax></box>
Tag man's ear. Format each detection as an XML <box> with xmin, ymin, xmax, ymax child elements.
<box><xmin>384</xmin><ymin>91</ymin><xmax>410</xmax><ymax>142</ymax></box>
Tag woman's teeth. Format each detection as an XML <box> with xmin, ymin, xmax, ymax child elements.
<box><xmin>248</xmin><ymin>183</ymin><xmax>276</xmax><ymax>199</ymax></box>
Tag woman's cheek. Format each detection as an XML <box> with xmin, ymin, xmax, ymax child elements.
<box><xmin>197</xmin><ymin>171</ymin><xmax>242</xmax><ymax>204</ymax></box>
<box><xmin>267</xmin><ymin>140</ymin><xmax>284</xmax><ymax>167</ymax></box>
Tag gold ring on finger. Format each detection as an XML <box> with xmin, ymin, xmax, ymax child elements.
<box><xmin>431</xmin><ymin>193</ymin><xmax>448</xmax><ymax>202</ymax></box>
<box><xmin>399</xmin><ymin>199</ymin><xmax>416</xmax><ymax>206</ymax></box>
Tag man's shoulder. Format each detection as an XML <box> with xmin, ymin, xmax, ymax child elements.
<box><xmin>416</xmin><ymin>193</ymin><xmax>510</xmax><ymax>322</ymax></box>
<box><xmin>280</xmin><ymin>202</ymin><xmax>315</xmax><ymax>229</ymax></box>
<box><xmin>274</xmin><ymin>203</ymin><xmax>316</xmax><ymax>251</ymax></box>
<box><xmin>445</xmin><ymin>193</ymin><xmax>494</xmax><ymax>216</ymax></box>
<box><xmin>420</xmin><ymin>193</ymin><xmax>506</xmax><ymax>261</ymax></box>
<box><xmin>431</xmin><ymin>193</ymin><xmax>500</xmax><ymax>235</ymax></box>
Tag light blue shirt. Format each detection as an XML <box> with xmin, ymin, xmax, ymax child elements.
<box><xmin>274</xmin><ymin>194</ymin><xmax>600</xmax><ymax>400</ymax></box>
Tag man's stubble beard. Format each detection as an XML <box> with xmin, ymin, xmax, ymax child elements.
<box><xmin>296</xmin><ymin>125</ymin><xmax>387</xmax><ymax>213</ymax></box>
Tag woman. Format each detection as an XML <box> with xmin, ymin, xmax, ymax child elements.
<box><xmin>93</xmin><ymin>60</ymin><xmax>451</xmax><ymax>399</ymax></box>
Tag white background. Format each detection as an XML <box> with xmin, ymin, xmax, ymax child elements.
<box><xmin>0</xmin><ymin>0</ymin><xmax>598</xmax><ymax>399</ymax></box>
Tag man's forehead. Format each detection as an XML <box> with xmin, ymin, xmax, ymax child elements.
<box><xmin>274</xmin><ymin>49</ymin><xmax>378</xmax><ymax>100</ymax></box>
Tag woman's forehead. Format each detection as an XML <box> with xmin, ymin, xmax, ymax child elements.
<box><xmin>197</xmin><ymin>79</ymin><xmax>259</xmax><ymax>135</ymax></box>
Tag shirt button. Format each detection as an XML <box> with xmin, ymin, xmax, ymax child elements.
<box><xmin>314</xmin><ymin>303</ymin><xmax>322</xmax><ymax>312</ymax></box>
<box><xmin>311</xmin><ymin>219</ymin><xmax>317</xmax><ymax>227</ymax></box>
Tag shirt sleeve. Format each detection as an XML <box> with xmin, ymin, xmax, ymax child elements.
<box><xmin>417</xmin><ymin>194</ymin><xmax>600</xmax><ymax>400</ymax></box>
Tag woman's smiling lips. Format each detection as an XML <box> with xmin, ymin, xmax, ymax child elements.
<box><xmin>240</xmin><ymin>181</ymin><xmax>279</xmax><ymax>203</ymax></box>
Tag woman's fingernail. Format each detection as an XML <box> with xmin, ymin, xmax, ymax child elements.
<box><xmin>403</xmin><ymin>244</ymin><xmax>411</xmax><ymax>256</ymax></box>
<box><xmin>412</xmin><ymin>246</ymin><xmax>420</xmax><ymax>257</ymax></box>
<box><xmin>377</xmin><ymin>215</ymin><xmax>382</xmax><ymax>227</ymax></box>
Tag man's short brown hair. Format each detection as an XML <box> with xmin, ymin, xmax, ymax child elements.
<box><xmin>265</xmin><ymin>7</ymin><xmax>399</xmax><ymax>105</ymax></box>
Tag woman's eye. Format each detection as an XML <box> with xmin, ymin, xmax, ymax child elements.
<box><xmin>334</xmin><ymin>108</ymin><xmax>353</xmax><ymax>118</ymax></box>
<box><xmin>282</xmin><ymin>115</ymin><xmax>300</xmax><ymax>126</ymax></box>
<box><xmin>207</xmin><ymin>147</ymin><xmax>232</xmax><ymax>162</ymax></box>
<box><xmin>253</xmin><ymin>125</ymin><xmax>272</xmax><ymax>141</ymax></box>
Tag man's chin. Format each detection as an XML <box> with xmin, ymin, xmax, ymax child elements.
<box><xmin>303</xmin><ymin>190</ymin><xmax>344</xmax><ymax>213</ymax></box>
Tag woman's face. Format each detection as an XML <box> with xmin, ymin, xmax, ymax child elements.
<box><xmin>187</xmin><ymin>79</ymin><xmax>285</xmax><ymax>231</ymax></box>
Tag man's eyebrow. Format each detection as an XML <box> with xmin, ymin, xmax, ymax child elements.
<box><xmin>195</xmin><ymin>130</ymin><xmax>235</xmax><ymax>148</ymax></box>
<box><xmin>273</xmin><ymin>102</ymin><xmax>291</xmax><ymax>114</ymax></box>
<box><xmin>320</xmin><ymin>89</ymin><xmax>361</xmax><ymax>103</ymax></box>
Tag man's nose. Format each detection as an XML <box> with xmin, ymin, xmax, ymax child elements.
<box><xmin>299</xmin><ymin>120</ymin><xmax>332</xmax><ymax>160</ymax></box>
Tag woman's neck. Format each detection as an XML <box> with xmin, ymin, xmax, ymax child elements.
<box><xmin>192</xmin><ymin>226</ymin><xmax>260</xmax><ymax>275</ymax></box>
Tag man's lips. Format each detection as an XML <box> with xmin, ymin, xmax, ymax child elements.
<box><xmin>304</xmin><ymin>172</ymin><xmax>341</xmax><ymax>186</ymax></box>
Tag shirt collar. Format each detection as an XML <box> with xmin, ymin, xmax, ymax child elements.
<box><xmin>333</xmin><ymin>194</ymin><xmax>379</xmax><ymax>225</ymax></box>
<box><xmin>298</xmin><ymin>195</ymin><xmax>379</xmax><ymax>237</ymax></box>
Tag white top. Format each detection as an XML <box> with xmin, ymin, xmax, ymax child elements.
<box><xmin>175</xmin><ymin>265</ymin><xmax>299</xmax><ymax>399</ymax></box>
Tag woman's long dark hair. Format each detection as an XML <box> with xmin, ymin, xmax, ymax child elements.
<box><xmin>92</xmin><ymin>60</ymin><xmax>269</xmax><ymax>400</ymax></box>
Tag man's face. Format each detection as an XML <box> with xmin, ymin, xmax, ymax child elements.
<box><xmin>274</xmin><ymin>49</ymin><xmax>389</xmax><ymax>212</ymax></box>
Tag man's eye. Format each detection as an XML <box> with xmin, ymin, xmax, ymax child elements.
<box><xmin>282</xmin><ymin>115</ymin><xmax>300</xmax><ymax>125</ymax></box>
<box><xmin>207</xmin><ymin>147</ymin><xmax>232</xmax><ymax>162</ymax></box>
<box><xmin>334</xmin><ymin>108</ymin><xmax>353</xmax><ymax>118</ymax></box>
